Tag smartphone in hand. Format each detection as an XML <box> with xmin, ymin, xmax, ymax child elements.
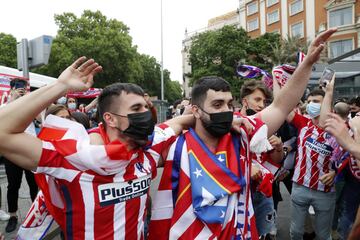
<box><xmin>319</xmin><ymin>67</ymin><xmax>335</xmax><ymax>87</ymax></box>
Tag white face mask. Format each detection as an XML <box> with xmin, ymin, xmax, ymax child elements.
<box><xmin>68</xmin><ymin>103</ymin><xmax>77</xmax><ymax>110</ymax></box>
<box><xmin>306</xmin><ymin>102</ymin><xmax>321</xmax><ymax>118</ymax></box>
<box><xmin>57</xmin><ymin>97</ymin><xmax>67</xmax><ymax>105</ymax></box>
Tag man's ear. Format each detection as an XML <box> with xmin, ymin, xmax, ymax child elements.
<box><xmin>241</xmin><ymin>98</ymin><xmax>248</xmax><ymax>109</ymax></box>
<box><xmin>103</xmin><ymin>113</ymin><xmax>117</xmax><ymax>127</ymax></box>
<box><xmin>192</xmin><ymin>105</ymin><xmax>201</xmax><ymax>119</ymax></box>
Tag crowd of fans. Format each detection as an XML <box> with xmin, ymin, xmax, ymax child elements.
<box><xmin>0</xmin><ymin>28</ymin><xmax>358</xmax><ymax>240</ymax></box>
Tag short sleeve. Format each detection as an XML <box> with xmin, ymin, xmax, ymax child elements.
<box><xmin>291</xmin><ymin>112</ymin><xmax>309</xmax><ymax>130</ymax></box>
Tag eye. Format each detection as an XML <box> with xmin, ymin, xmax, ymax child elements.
<box><xmin>213</xmin><ymin>103</ymin><xmax>221</xmax><ymax>108</ymax></box>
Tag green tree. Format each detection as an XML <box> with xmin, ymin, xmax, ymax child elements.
<box><xmin>137</xmin><ymin>54</ymin><xmax>182</xmax><ymax>103</ymax></box>
<box><xmin>0</xmin><ymin>33</ymin><xmax>17</xmax><ymax>68</ymax></box>
<box><xmin>189</xmin><ymin>25</ymin><xmax>250</xmax><ymax>99</ymax></box>
<box><xmin>270</xmin><ymin>35</ymin><xmax>309</xmax><ymax>66</ymax></box>
<box><xmin>35</xmin><ymin>10</ymin><xmax>142</xmax><ymax>88</ymax></box>
<box><xmin>34</xmin><ymin>10</ymin><xmax>181</xmax><ymax>102</ymax></box>
<box><xmin>247</xmin><ymin>32</ymin><xmax>281</xmax><ymax>71</ymax></box>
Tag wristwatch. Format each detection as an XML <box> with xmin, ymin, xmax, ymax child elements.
<box><xmin>283</xmin><ymin>147</ymin><xmax>289</xmax><ymax>158</ymax></box>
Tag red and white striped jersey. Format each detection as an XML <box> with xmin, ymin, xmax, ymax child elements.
<box><xmin>35</xmin><ymin>116</ymin><xmax>176</xmax><ymax>240</ymax></box>
<box><xmin>148</xmin><ymin>116</ymin><xmax>269</xmax><ymax>240</ymax></box>
<box><xmin>291</xmin><ymin>113</ymin><xmax>339</xmax><ymax>192</ymax></box>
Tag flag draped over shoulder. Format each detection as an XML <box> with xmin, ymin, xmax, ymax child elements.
<box><xmin>149</xmin><ymin>121</ymin><xmax>266</xmax><ymax>239</ymax></box>
<box><xmin>17</xmin><ymin>115</ymin><xmax>136</xmax><ymax>240</ymax></box>
<box><xmin>186</xmin><ymin>129</ymin><xmax>246</xmax><ymax>226</ymax></box>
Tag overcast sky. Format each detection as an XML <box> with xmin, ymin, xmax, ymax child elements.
<box><xmin>0</xmin><ymin>0</ymin><xmax>239</xmax><ymax>82</ymax></box>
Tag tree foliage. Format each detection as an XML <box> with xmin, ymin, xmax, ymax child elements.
<box><xmin>270</xmin><ymin>35</ymin><xmax>309</xmax><ymax>65</ymax></box>
<box><xmin>30</xmin><ymin>10</ymin><xmax>182</xmax><ymax>102</ymax></box>
<box><xmin>189</xmin><ymin>25</ymin><xmax>283</xmax><ymax>99</ymax></box>
<box><xmin>138</xmin><ymin>54</ymin><xmax>182</xmax><ymax>103</ymax></box>
<box><xmin>35</xmin><ymin>10</ymin><xmax>142</xmax><ymax>88</ymax></box>
<box><xmin>0</xmin><ymin>33</ymin><xmax>17</xmax><ymax>68</ymax></box>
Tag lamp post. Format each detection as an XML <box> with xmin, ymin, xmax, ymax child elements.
<box><xmin>160</xmin><ymin>0</ymin><xmax>164</xmax><ymax>101</ymax></box>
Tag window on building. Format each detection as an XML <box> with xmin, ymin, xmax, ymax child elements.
<box><xmin>291</xmin><ymin>22</ymin><xmax>304</xmax><ymax>38</ymax></box>
<box><xmin>329</xmin><ymin>7</ymin><xmax>353</xmax><ymax>27</ymax></box>
<box><xmin>329</xmin><ymin>39</ymin><xmax>353</xmax><ymax>58</ymax></box>
<box><xmin>267</xmin><ymin>10</ymin><xmax>279</xmax><ymax>25</ymax></box>
<box><xmin>267</xmin><ymin>0</ymin><xmax>279</xmax><ymax>7</ymax></box>
<box><xmin>289</xmin><ymin>0</ymin><xmax>303</xmax><ymax>16</ymax></box>
<box><xmin>247</xmin><ymin>2</ymin><xmax>258</xmax><ymax>16</ymax></box>
<box><xmin>247</xmin><ymin>18</ymin><xmax>259</xmax><ymax>31</ymax></box>
<box><xmin>272</xmin><ymin>29</ymin><xmax>280</xmax><ymax>34</ymax></box>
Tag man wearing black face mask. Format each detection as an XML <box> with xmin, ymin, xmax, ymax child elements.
<box><xmin>148</xmin><ymin>28</ymin><xmax>338</xmax><ymax>239</ymax></box>
<box><xmin>149</xmin><ymin>76</ymin><xmax>262</xmax><ymax>239</ymax></box>
<box><xmin>0</xmin><ymin>57</ymin><xmax>196</xmax><ymax>240</ymax></box>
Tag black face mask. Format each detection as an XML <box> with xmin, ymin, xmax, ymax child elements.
<box><xmin>246</xmin><ymin>108</ymin><xmax>257</xmax><ymax>116</ymax></box>
<box><xmin>112</xmin><ymin>111</ymin><xmax>155</xmax><ymax>141</ymax></box>
<box><xmin>199</xmin><ymin>107</ymin><xmax>233</xmax><ymax>137</ymax></box>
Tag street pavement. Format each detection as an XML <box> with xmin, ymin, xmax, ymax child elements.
<box><xmin>0</xmin><ymin>164</ymin><xmax>61</xmax><ymax>240</ymax></box>
<box><xmin>0</xmin><ymin>166</ymin><xmax>293</xmax><ymax>240</ymax></box>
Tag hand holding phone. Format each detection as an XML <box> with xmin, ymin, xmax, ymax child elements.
<box><xmin>319</xmin><ymin>67</ymin><xmax>335</xmax><ymax>88</ymax></box>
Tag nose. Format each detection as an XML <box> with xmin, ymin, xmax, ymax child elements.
<box><xmin>258</xmin><ymin>102</ymin><xmax>265</xmax><ymax>110</ymax></box>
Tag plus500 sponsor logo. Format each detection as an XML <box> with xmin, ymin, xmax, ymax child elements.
<box><xmin>98</xmin><ymin>176</ymin><xmax>151</xmax><ymax>206</ymax></box>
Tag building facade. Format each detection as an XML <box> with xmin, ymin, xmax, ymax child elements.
<box><xmin>240</xmin><ymin>0</ymin><xmax>360</xmax><ymax>59</ymax></box>
<box><xmin>182</xmin><ymin>11</ymin><xmax>240</xmax><ymax>97</ymax></box>
<box><xmin>182</xmin><ymin>0</ymin><xmax>360</xmax><ymax>97</ymax></box>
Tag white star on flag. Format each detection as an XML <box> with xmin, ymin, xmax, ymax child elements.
<box><xmin>193</xmin><ymin>168</ymin><xmax>203</xmax><ymax>178</ymax></box>
<box><xmin>220</xmin><ymin>210</ymin><xmax>225</xmax><ymax>218</ymax></box>
<box><xmin>217</xmin><ymin>155</ymin><xmax>225</xmax><ymax>162</ymax></box>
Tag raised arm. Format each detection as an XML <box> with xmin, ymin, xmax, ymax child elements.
<box><xmin>319</xmin><ymin>74</ymin><xmax>335</xmax><ymax>128</ymax></box>
<box><xmin>85</xmin><ymin>96</ymin><xmax>98</xmax><ymax>112</ymax></box>
<box><xmin>0</xmin><ymin>57</ymin><xmax>102</xmax><ymax>170</ymax></box>
<box><xmin>260</xmin><ymin>28</ymin><xmax>337</xmax><ymax>136</ymax></box>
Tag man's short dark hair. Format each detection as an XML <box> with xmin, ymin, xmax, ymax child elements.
<box><xmin>190</xmin><ymin>76</ymin><xmax>231</xmax><ymax>107</ymax></box>
<box><xmin>98</xmin><ymin>83</ymin><xmax>144</xmax><ymax>124</ymax></box>
<box><xmin>10</xmin><ymin>78</ymin><xmax>27</xmax><ymax>89</ymax></box>
<box><xmin>240</xmin><ymin>80</ymin><xmax>272</xmax><ymax>100</ymax></box>
<box><xmin>349</xmin><ymin>96</ymin><xmax>360</xmax><ymax>107</ymax></box>
<box><xmin>308</xmin><ymin>88</ymin><xmax>325</xmax><ymax>98</ymax></box>
<box><xmin>173</xmin><ymin>99</ymin><xmax>182</xmax><ymax>109</ymax></box>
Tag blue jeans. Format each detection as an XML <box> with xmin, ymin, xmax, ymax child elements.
<box><xmin>337</xmin><ymin>179</ymin><xmax>360</xmax><ymax>240</ymax></box>
<box><xmin>252</xmin><ymin>191</ymin><xmax>276</xmax><ymax>236</ymax></box>
<box><xmin>290</xmin><ymin>183</ymin><xmax>336</xmax><ymax>240</ymax></box>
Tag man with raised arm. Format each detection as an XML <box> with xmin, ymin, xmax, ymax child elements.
<box><xmin>148</xmin><ymin>28</ymin><xmax>337</xmax><ymax>239</ymax></box>
<box><xmin>0</xmin><ymin>57</ymin><xmax>195</xmax><ymax>240</ymax></box>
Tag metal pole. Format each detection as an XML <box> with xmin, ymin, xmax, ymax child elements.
<box><xmin>160</xmin><ymin>0</ymin><xmax>164</xmax><ymax>101</ymax></box>
<box><xmin>21</xmin><ymin>39</ymin><xmax>29</xmax><ymax>79</ymax></box>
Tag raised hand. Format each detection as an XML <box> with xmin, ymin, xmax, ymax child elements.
<box><xmin>57</xmin><ymin>57</ymin><xmax>102</xmax><ymax>92</ymax></box>
<box><xmin>324</xmin><ymin>113</ymin><xmax>352</xmax><ymax>149</ymax></box>
<box><xmin>324</xmin><ymin>72</ymin><xmax>336</xmax><ymax>92</ymax></box>
<box><xmin>306</xmin><ymin>28</ymin><xmax>337</xmax><ymax>64</ymax></box>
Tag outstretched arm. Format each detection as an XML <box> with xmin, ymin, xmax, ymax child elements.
<box><xmin>319</xmin><ymin>74</ymin><xmax>335</xmax><ymax>128</ymax></box>
<box><xmin>0</xmin><ymin>57</ymin><xmax>102</xmax><ymax>170</ymax></box>
<box><xmin>260</xmin><ymin>28</ymin><xmax>337</xmax><ymax>136</ymax></box>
